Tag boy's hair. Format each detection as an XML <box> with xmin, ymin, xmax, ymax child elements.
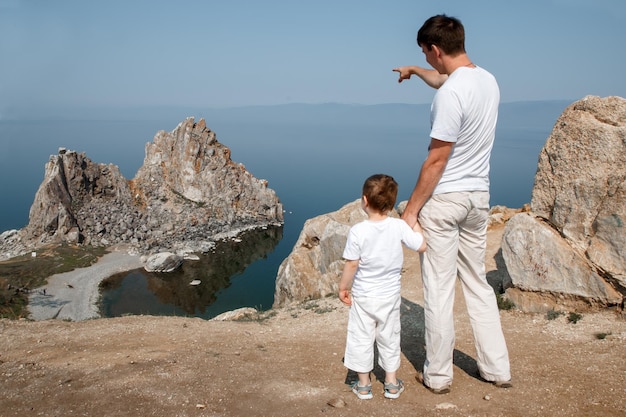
<box><xmin>362</xmin><ymin>174</ymin><xmax>398</xmax><ymax>213</ymax></box>
<box><xmin>417</xmin><ymin>14</ymin><xmax>465</xmax><ymax>55</ymax></box>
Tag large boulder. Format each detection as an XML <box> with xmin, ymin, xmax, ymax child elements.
<box><xmin>144</xmin><ymin>252</ymin><xmax>184</xmax><ymax>273</ymax></box>
<box><xmin>273</xmin><ymin>199</ymin><xmax>367</xmax><ymax>308</ymax></box>
<box><xmin>503</xmin><ymin>96</ymin><xmax>626</xmax><ymax>312</ymax></box>
<box><xmin>502</xmin><ymin>213</ymin><xmax>622</xmax><ymax>312</ymax></box>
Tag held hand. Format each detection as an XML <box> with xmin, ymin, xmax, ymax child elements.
<box><xmin>392</xmin><ymin>67</ymin><xmax>412</xmax><ymax>83</ymax></box>
<box><xmin>401</xmin><ymin>210</ymin><xmax>417</xmax><ymax>228</ymax></box>
<box><xmin>339</xmin><ymin>289</ymin><xmax>352</xmax><ymax>306</ymax></box>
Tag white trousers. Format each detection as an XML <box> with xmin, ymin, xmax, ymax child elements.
<box><xmin>419</xmin><ymin>191</ymin><xmax>510</xmax><ymax>389</ymax></box>
<box><xmin>343</xmin><ymin>294</ymin><xmax>401</xmax><ymax>373</ymax></box>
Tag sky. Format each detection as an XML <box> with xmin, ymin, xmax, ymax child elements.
<box><xmin>1</xmin><ymin>0</ymin><xmax>625</xmax><ymax>114</ymax></box>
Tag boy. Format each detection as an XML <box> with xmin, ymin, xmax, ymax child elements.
<box><xmin>339</xmin><ymin>174</ymin><xmax>427</xmax><ymax>399</ymax></box>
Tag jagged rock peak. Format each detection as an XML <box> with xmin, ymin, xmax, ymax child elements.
<box><xmin>25</xmin><ymin>149</ymin><xmax>132</xmax><ymax>245</ymax></box>
<box><xmin>133</xmin><ymin>117</ymin><xmax>283</xmax><ymax>227</ymax></box>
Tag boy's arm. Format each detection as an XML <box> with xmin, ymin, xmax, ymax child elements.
<box><xmin>338</xmin><ymin>259</ymin><xmax>359</xmax><ymax>306</ymax></box>
<box><xmin>412</xmin><ymin>221</ymin><xmax>428</xmax><ymax>252</ymax></box>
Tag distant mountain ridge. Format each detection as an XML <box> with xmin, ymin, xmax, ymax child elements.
<box><xmin>3</xmin><ymin>100</ymin><xmax>571</xmax><ymax>128</ymax></box>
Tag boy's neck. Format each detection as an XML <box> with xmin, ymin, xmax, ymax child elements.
<box><xmin>367</xmin><ymin>211</ymin><xmax>388</xmax><ymax>222</ymax></box>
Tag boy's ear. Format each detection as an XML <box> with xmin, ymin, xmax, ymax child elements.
<box><xmin>362</xmin><ymin>195</ymin><xmax>368</xmax><ymax>206</ymax></box>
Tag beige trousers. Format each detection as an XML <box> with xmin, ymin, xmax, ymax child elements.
<box><xmin>419</xmin><ymin>191</ymin><xmax>511</xmax><ymax>389</ymax></box>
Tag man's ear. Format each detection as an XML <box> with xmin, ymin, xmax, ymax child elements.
<box><xmin>431</xmin><ymin>44</ymin><xmax>442</xmax><ymax>58</ymax></box>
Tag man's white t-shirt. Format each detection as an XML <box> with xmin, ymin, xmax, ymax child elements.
<box><xmin>430</xmin><ymin>65</ymin><xmax>500</xmax><ymax>195</ymax></box>
<box><xmin>342</xmin><ymin>217</ymin><xmax>424</xmax><ymax>298</ymax></box>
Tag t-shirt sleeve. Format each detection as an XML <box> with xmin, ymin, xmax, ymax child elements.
<box><xmin>342</xmin><ymin>227</ymin><xmax>361</xmax><ymax>260</ymax></box>
<box><xmin>430</xmin><ymin>88</ymin><xmax>462</xmax><ymax>143</ymax></box>
<box><xmin>400</xmin><ymin>221</ymin><xmax>424</xmax><ymax>251</ymax></box>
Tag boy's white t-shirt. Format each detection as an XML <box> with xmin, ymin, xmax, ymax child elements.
<box><xmin>429</xmin><ymin>65</ymin><xmax>500</xmax><ymax>195</ymax></box>
<box><xmin>342</xmin><ymin>217</ymin><xmax>424</xmax><ymax>298</ymax></box>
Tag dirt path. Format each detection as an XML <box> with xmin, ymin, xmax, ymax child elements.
<box><xmin>1</xmin><ymin>225</ymin><xmax>625</xmax><ymax>416</ymax></box>
<box><xmin>27</xmin><ymin>248</ymin><xmax>143</xmax><ymax>321</ymax></box>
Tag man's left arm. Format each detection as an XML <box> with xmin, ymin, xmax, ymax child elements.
<box><xmin>401</xmin><ymin>139</ymin><xmax>453</xmax><ymax>227</ymax></box>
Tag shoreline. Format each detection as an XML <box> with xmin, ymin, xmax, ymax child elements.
<box><xmin>27</xmin><ymin>248</ymin><xmax>144</xmax><ymax>321</ymax></box>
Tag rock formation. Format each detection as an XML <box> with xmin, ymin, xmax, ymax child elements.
<box><xmin>0</xmin><ymin>118</ymin><xmax>283</xmax><ymax>260</ymax></box>
<box><xmin>502</xmin><ymin>96</ymin><xmax>625</xmax><ymax>312</ymax></box>
<box><xmin>272</xmin><ymin>200</ymin><xmax>518</xmax><ymax>308</ymax></box>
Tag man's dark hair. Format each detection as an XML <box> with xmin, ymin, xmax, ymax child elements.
<box><xmin>417</xmin><ymin>14</ymin><xmax>465</xmax><ymax>55</ymax></box>
<box><xmin>362</xmin><ymin>174</ymin><xmax>398</xmax><ymax>213</ymax></box>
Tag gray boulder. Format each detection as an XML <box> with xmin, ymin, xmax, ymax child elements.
<box><xmin>144</xmin><ymin>252</ymin><xmax>183</xmax><ymax>273</ymax></box>
<box><xmin>502</xmin><ymin>213</ymin><xmax>621</xmax><ymax>312</ymax></box>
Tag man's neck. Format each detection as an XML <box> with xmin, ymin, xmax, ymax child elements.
<box><xmin>443</xmin><ymin>52</ymin><xmax>474</xmax><ymax>75</ymax></box>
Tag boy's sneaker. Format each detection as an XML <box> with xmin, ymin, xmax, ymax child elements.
<box><xmin>350</xmin><ymin>382</ymin><xmax>373</xmax><ymax>400</ymax></box>
<box><xmin>384</xmin><ymin>379</ymin><xmax>405</xmax><ymax>399</ymax></box>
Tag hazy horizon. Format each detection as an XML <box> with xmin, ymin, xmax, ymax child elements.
<box><xmin>0</xmin><ymin>99</ymin><xmax>569</xmax><ymax>234</ymax></box>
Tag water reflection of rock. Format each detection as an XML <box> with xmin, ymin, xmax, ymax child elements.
<box><xmin>99</xmin><ymin>226</ymin><xmax>283</xmax><ymax>316</ymax></box>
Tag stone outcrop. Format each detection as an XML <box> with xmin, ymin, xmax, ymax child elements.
<box><xmin>273</xmin><ymin>200</ymin><xmax>519</xmax><ymax>308</ymax></box>
<box><xmin>25</xmin><ymin>148</ymin><xmax>135</xmax><ymax>247</ymax></box>
<box><xmin>132</xmin><ymin>118</ymin><xmax>282</xmax><ymax>238</ymax></box>
<box><xmin>0</xmin><ymin>118</ymin><xmax>283</xmax><ymax>260</ymax></box>
<box><xmin>502</xmin><ymin>96</ymin><xmax>626</xmax><ymax>312</ymax></box>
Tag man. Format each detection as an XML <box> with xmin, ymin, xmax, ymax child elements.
<box><xmin>393</xmin><ymin>14</ymin><xmax>511</xmax><ymax>394</ymax></box>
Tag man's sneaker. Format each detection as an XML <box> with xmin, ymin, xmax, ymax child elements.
<box><xmin>415</xmin><ymin>372</ymin><xmax>451</xmax><ymax>394</ymax></box>
<box><xmin>493</xmin><ymin>380</ymin><xmax>513</xmax><ymax>388</ymax></box>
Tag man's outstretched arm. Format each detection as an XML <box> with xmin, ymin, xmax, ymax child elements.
<box><xmin>392</xmin><ymin>65</ymin><xmax>448</xmax><ymax>89</ymax></box>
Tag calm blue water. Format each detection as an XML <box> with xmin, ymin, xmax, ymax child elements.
<box><xmin>0</xmin><ymin>101</ymin><xmax>569</xmax><ymax>318</ymax></box>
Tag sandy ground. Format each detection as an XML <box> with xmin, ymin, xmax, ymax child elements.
<box><xmin>28</xmin><ymin>247</ymin><xmax>143</xmax><ymax>321</ymax></box>
<box><xmin>1</xmin><ymin>224</ymin><xmax>624</xmax><ymax>417</ymax></box>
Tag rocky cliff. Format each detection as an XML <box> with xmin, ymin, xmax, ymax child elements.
<box><xmin>0</xmin><ymin>118</ymin><xmax>283</xmax><ymax>260</ymax></box>
<box><xmin>502</xmin><ymin>95</ymin><xmax>625</xmax><ymax>312</ymax></box>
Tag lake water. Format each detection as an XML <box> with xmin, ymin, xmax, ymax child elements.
<box><xmin>0</xmin><ymin>101</ymin><xmax>570</xmax><ymax>318</ymax></box>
